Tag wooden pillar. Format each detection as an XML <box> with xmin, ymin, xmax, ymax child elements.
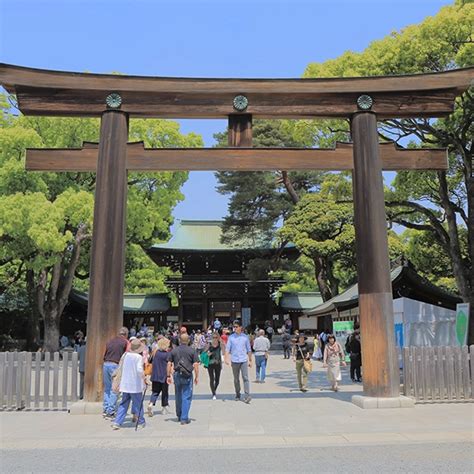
<box><xmin>84</xmin><ymin>111</ymin><xmax>129</xmax><ymax>402</ymax></box>
<box><xmin>351</xmin><ymin>112</ymin><xmax>399</xmax><ymax>398</ymax></box>
<box><xmin>228</xmin><ymin>114</ymin><xmax>252</xmax><ymax>147</ymax></box>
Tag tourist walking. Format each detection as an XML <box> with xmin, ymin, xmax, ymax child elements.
<box><xmin>225</xmin><ymin>320</ymin><xmax>252</xmax><ymax>404</ymax></box>
<box><xmin>348</xmin><ymin>330</ymin><xmax>362</xmax><ymax>382</ymax></box>
<box><xmin>103</xmin><ymin>327</ymin><xmax>129</xmax><ymax>419</ymax></box>
<box><xmin>147</xmin><ymin>337</ymin><xmax>171</xmax><ymax>417</ymax></box>
<box><xmin>282</xmin><ymin>330</ymin><xmax>291</xmax><ymax>359</ymax></box>
<box><xmin>253</xmin><ymin>329</ymin><xmax>270</xmax><ymax>383</ymax></box>
<box><xmin>323</xmin><ymin>334</ymin><xmax>346</xmax><ymax>391</ymax></box>
<box><xmin>292</xmin><ymin>333</ymin><xmax>312</xmax><ymax>392</ymax></box>
<box><xmin>111</xmin><ymin>338</ymin><xmax>147</xmax><ymax>430</ymax></box>
<box><xmin>167</xmin><ymin>333</ymin><xmax>199</xmax><ymax>425</ymax></box>
<box><xmin>265</xmin><ymin>324</ymin><xmax>274</xmax><ymax>343</ymax></box>
<box><xmin>77</xmin><ymin>338</ymin><xmax>86</xmax><ymax>400</ymax></box>
<box><xmin>213</xmin><ymin>317</ymin><xmax>222</xmax><ymax>332</ymax></box>
<box><xmin>206</xmin><ymin>332</ymin><xmax>224</xmax><ymax>399</ymax></box>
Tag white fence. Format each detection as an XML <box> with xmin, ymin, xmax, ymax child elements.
<box><xmin>403</xmin><ymin>345</ymin><xmax>474</xmax><ymax>403</ymax></box>
<box><xmin>0</xmin><ymin>351</ymin><xmax>79</xmax><ymax>410</ymax></box>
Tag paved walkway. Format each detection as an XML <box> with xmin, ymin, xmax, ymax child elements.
<box><xmin>1</xmin><ymin>351</ymin><xmax>473</xmax><ymax>450</ymax></box>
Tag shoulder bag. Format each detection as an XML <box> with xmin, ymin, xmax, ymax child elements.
<box><xmin>298</xmin><ymin>345</ymin><xmax>313</xmax><ymax>374</ymax></box>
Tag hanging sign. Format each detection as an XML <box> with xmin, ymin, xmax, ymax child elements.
<box><xmin>455</xmin><ymin>303</ymin><xmax>470</xmax><ymax>346</ymax></box>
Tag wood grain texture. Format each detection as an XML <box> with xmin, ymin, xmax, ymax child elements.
<box><xmin>12</xmin><ymin>87</ymin><xmax>459</xmax><ymax>118</ymax></box>
<box><xmin>26</xmin><ymin>142</ymin><xmax>448</xmax><ymax>171</ymax></box>
<box><xmin>352</xmin><ymin>112</ymin><xmax>399</xmax><ymax>398</ymax></box>
<box><xmin>228</xmin><ymin>115</ymin><xmax>252</xmax><ymax>147</ymax></box>
<box><xmin>83</xmin><ymin>111</ymin><xmax>128</xmax><ymax>403</ymax></box>
<box><xmin>1</xmin><ymin>63</ymin><xmax>471</xmax><ymax>119</ymax></box>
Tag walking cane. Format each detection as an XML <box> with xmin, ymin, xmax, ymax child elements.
<box><xmin>135</xmin><ymin>385</ymin><xmax>148</xmax><ymax>432</ymax></box>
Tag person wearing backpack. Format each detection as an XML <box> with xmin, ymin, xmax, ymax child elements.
<box><xmin>167</xmin><ymin>333</ymin><xmax>199</xmax><ymax>425</ymax></box>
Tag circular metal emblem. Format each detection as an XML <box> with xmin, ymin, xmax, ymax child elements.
<box><xmin>106</xmin><ymin>93</ymin><xmax>122</xmax><ymax>109</ymax></box>
<box><xmin>357</xmin><ymin>94</ymin><xmax>373</xmax><ymax>110</ymax></box>
<box><xmin>233</xmin><ymin>94</ymin><xmax>248</xmax><ymax>112</ymax></box>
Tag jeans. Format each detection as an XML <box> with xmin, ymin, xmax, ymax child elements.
<box><xmin>114</xmin><ymin>392</ymin><xmax>145</xmax><ymax>426</ymax></box>
<box><xmin>283</xmin><ymin>345</ymin><xmax>291</xmax><ymax>359</ymax></box>
<box><xmin>174</xmin><ymin>373</ymin><xmax>194</xmax><ymax>422</ymax></box>
<box><xmin>150</xmin><ymin>381</ymin><xmax>169</xmax><ymax>407</ymax></box>
<box><xmin>231</xmin><ymin>362</ymin><xmax>250</xmax><ymax>398</ymax></box>
<box><xmin>207</xmin><ymin>364</ymin><xmax>221</xmax><ymax>395</ymax></box>
<box><xmin>255</xmin><ymin>355</ymin><xmax>267</xmax><ymax>381</ymax></box>
<box><xmin>295</xmin><ymin>359</ymin><xmax>308</xmax><ymax>390</ymax></box>
<box><xmin>103</xmin><ymin>362</ymin><xmax>119</xmax><ymax>415</ymax></box>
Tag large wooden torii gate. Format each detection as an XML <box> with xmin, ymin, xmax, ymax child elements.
<box><xmin>1</xmin><ymin>63</ymin><xmax>472</xmax><ymax>406</ymax></box>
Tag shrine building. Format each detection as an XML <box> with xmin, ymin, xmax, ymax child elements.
<box><xmin>146</xmin><ymin>220</ymin><xmax>299</xmax><ymax>330</ymax></box>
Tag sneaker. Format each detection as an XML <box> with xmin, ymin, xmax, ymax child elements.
<box><xmin>244</xmin><ymin>396</ymin><xmax>251</xmax><ymax>404</ymax></box>
<box><xmin>301</xmin><ymin>388</ymin><xmax>308</xmax><ymax>393</ymax></box>
<box><xmin>180</xmin><ymin>419</ymin><xmax>191</xmax><ymax>425</ymax></box>
<box><xmin>161</xmin><ymin>406</ymin><xmax>170</xmax><ymax>415</ymax></box>
<box><xmin>111</xmin><ymin>423</ymin><xmax>120</xmax><ymax>430</ymax></box>
<box><xmin>234</xmin><ymin>395</ymin><xmax>241</xmax><ymax>401</ymax></box>
<box><xmin>137</xmin><ymin>423</ymin><xmax>146</xmax><ymax>430</ymax></box>
<box><xmin>147</xmin><ymin>404</ymin><xmax>153</xmax><ymax>417</ymax></box>
<box><xmin>212</xmin><ymin>395</ymin><xmax>217</xmax><ymax>400</ymax></box>
<box><xmin>104</xmin><ymin>413</ymin><xmax>115</xmax><ymax>420</ymax></box>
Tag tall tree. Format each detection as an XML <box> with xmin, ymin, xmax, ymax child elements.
<box><xmin>0</xmin><ymin>102</ymin><xmax>203</xmax><ymax>351</ymax></box>
<box><xmin>215</xmin><ymin>120</ymin><xmax>350</xmax><ymax>299</ymax></box>
<box><xmin>302</xmin><ymin>1</ymin><xmax>474</xmax><ymax>341</ymax></box>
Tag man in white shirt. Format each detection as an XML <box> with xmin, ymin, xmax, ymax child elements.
<box><xmin>253</xmin><ymin>329</ymin><xmax>271</xmax><ymax>383</ymax></box>
<box><xmin>111</xmin><ymin>339</ymin><xmax>147</xmax><ymax>430</ymax></box>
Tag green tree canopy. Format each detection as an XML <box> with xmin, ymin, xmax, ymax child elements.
<box><xmin>0</xmin><ymin>99</ymin><xmax>202</xmax><ymax>350</ymax></box>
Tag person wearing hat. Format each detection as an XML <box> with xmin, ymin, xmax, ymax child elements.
<box><xmin>292</xmin><ymin>333</ymin><xmax>312</xmax><ymax>392</ymax></box>
<box><xmin>111</xmin><ymin>338</ymin><xmax>147</xmax><ymax>430</ymax></box>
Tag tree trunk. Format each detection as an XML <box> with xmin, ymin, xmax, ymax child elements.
<box><xmin>25</xmin><ymin>270</ymin><xmax>41</xmax><ymax>350</ymax></box>
<box><xmin>313</xmin><ymin>256</ymin><xmax>333</xmax><ymax>301</ymax></box>
<box><xmin>43</xmin><ymin>309</ymin><xmax>60</xmax><ymax>352</ymax></box>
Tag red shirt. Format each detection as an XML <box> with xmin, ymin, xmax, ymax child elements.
<box><xmin>221</xmin><ymin>334</ymin><xmax>229</xmax><ymax>345</ymax></box>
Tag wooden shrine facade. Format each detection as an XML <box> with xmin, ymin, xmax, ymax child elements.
<box><xmin>146</xmin><ymin>220</ymin><xmax>298</xmax><ymax>329</ymax></box>
<box><xmin>1</xmin><ymin>63</ymin><xmax>471</xmax><ymax>403</ymax></box>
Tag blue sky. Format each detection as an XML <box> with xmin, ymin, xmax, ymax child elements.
<box><xmin>0</xmin><ymin>0</ymin><xmax>451</xmax><ymax>221</ymax></box>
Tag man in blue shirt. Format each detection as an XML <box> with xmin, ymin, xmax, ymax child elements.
<box><xmin>225</xmin><ymin>320</ymin><xmax>252</xmax><ymax>404</ymax></box>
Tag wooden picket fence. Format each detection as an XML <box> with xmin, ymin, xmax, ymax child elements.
<box><xmin>0</xmin><ymin>351</ymin><xmax>79</xmax><ymax>410</ymax></box>
<box><xmin>403</xmin><ymin>345</ymin><xmax>474</xmax><ymax>403</ymax></box>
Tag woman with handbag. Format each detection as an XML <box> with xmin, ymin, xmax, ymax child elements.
<box><xmin>292</xmin><ymin>333</ymin><xmax>312</xmax><ymax>392</ymax></box>
<box><xmin>323</xmin><ymin>334</ymin><xmax>346</xmax><ymax>392</ymax></box>
<box><xmin>111</xmin><ymin>338</ymin><xmax>148</xmax><ymax>430</ymax></box>
<box><xmin>147</xmin><ymin>337</ymin><xmax>171</xmax><ymax>417</ymax></box>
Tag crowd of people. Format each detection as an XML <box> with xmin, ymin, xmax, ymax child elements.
<box><xmin>82</xmin><ymin>318</ymin><xmax>362</xmax><ymax>431</ymax></box>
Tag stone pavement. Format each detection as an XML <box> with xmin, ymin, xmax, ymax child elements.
<box><xmin>1</xmin><ymin>350</ymin><xmax>473</xmax><ymax>450</ymax></box>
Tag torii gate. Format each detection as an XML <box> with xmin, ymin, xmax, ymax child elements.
<box><xmin>1</xmin><ymin>63</ymin><xmax>472</xmax><ymax>408</ymax></box>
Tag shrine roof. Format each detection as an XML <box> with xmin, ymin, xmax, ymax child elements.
<box><xmin>305</xmin><ymin>264</ymin><xmax>462</xmax><ymax>316</ymax></box>
<box><xmin>70</xmin><ymin>290</ymin><xmax>170</xmax><ymax>313</ymax></box>
<box><xmin>151</xmin><ymin>220</ymin><xmax>287</xmax><ymax>252</ymax></box>
<box><xmin>279</xmin><ymin>292</ymin><xmax>323</xmax><ymax>312</ymax></box>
